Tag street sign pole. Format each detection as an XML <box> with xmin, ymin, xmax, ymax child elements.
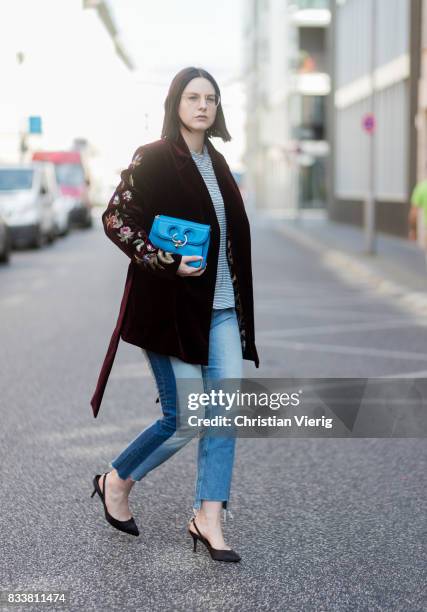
<box><xmin>364</xmin><ymin>0</ymin><xmax>376</xmax><ymax>255</ymax></box>
<box><xmin>364</xmin><ymin>112</ymin><xmax>376</xmax><ymax>254</ymax></box>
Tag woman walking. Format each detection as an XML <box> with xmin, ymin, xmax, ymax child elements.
<box><xmin>90</xmin><ymin>67</ymin><xmax>259</xmax><ymax>562</ymax></box>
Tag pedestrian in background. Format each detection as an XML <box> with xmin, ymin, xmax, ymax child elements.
<box><xmin>90</xmin><ymin>66</ymin><xmax>259</xmax><ymax>562</ymax></box>
<box><xmin>408</xmin><ymin>178</ymin><xmax>427</xmax><ymax>267</ymax></box>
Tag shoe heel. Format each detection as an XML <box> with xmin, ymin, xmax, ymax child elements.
<box><xmin>189</xmin><ymin>517</ymin><xmax>241</xmax><ymax>562</ymax></box>
<box><xmin>189</xmin><ymin>531</ymin><xmax>198</xmax><ymax>552</ymax></box>
<box><xmin>91</xmin><ymin>472</ymin><xmax>139</xmax><ymax>537</ymax></box>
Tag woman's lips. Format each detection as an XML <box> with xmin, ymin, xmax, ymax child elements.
<box><xmin>195</xmin><ymin>116</ymin><xmax>207</xmax><ymax>119</ymax></box>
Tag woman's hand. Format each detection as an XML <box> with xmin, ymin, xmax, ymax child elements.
<box><xmin>177</xmin><ymin>255</ymin><xmax>207</xmax><ymax>277</ymax></box>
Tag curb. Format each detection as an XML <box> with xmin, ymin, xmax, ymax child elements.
<box><xmin>277</xmin><ymin>222</ymin><xmax>427</xmax><ymax>318</ymax></box>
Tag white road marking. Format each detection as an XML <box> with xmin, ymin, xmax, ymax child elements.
<box><xmin>257</xmin><ymin>305</ymin><xmax>400</xmax><ymax>321</ymax></box>
<box><xmin>0</xmin><ymin>294</ymin><xmax>27</xmax><ymax>306</ymax></box>
<box><xmin>258</xmin><ymin>318</ymin><xmax>427</xmax><ymax>338</ymax></box>
<box><xmin>380</xmin><ymin>369</ymin><xmax>427</xmax><ymax>378</ymax></box>
<box><xmin>260</xmin><ymin>339</ymin><xmax>427</xmax><ymax>361</ymax></box>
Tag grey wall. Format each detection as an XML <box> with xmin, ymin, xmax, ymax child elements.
<box><xmin>334</xmin><ymin>0</ymin><xmax>410</xmax><ymax>202</ymax></box>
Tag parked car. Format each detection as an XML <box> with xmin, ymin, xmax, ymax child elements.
<box><xmin>32</xmin><ymin>151</ymin><xmax>92</xmax><ymax>228</ymax></box>
<box><xmin>0</xmin><ymin>213</ymin><xmax>11</xmax><ymax>263</ymax></box>
<box><xmin>0</xmin><ymin>163</ymin><xmax>57</xmax><ymax>249</ymax></box>
<box><xmin>52</xmin><ymin>191</ymin><xmax>73</xmax><ymax>237</ymax></box>
<box><xmin>39</xmin><ymin>162</ymin><xmax>72</xmax><ymax>238</ymax></box>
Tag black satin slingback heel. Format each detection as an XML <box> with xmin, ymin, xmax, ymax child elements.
<box><xmin>188</xmin><ymin>517</ymin><xmax>241</xmax><ymax>562</ymax></box>
<box><xmin>91</xmin><ymin>472</ymin><xmax>139</xmax><ymax>537</ymax></box>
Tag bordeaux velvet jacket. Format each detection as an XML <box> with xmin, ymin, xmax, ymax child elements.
<box><xmin>90</xmin><ymin>131</ymin><xmax>259</xmax><ymax>418</ymax></box>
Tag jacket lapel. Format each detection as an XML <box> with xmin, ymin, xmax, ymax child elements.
<box><xmin>166</xmin><ymin>131</ymin><xmax>247</xmax><ymax>249</ymax></box>
<box><xmin>167</xmin><ymin>132</ymin><xmax>221</xmax><ymax>232</ymax></box>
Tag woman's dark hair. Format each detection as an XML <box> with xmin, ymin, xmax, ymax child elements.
<box><xmin>161</xmin><ymin>67</ymin><xmax>232</xmax><ymax>143</ymax></box>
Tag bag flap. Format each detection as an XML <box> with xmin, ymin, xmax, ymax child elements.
<box><xmin>152</xmin><ymin>216</ymin><xmax>210</xmax><ymax>246</ymax></box>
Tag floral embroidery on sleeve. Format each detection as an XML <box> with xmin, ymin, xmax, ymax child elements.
<box><xmin>105</xmin><ymin>211</ymin><xmax>122</xmax><ymax>230</ymax></box>
<box><xmin>102</xmin><ymin>148</ymin><xmax>181</xmax><ymax>278</ymax></box>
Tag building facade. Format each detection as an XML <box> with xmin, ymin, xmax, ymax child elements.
<box><xmin>243</xmin><ymin>0</ymin><xmax>331</xmax><ymax>214</ymax></box>
<box><xmin>417</xmin><ymin>1</ymin><xmax>427</xmax><ymax>183</ymax></box>
<box><xmin>329</xmin><ymin>0</ymin><xmax>422</xmax><ymax>237</ymax></box>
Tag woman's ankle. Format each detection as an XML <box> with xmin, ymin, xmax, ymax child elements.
<box><xmin>195</xmin><ymin>502</ymin><xmax>223</xmax><ymax>525</ymax></box>
<box><xmin>109</xmin><ymin>469</ymin><xmax>135</xmax><ymax>492</ymax></box>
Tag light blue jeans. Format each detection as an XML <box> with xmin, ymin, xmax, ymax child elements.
<box><xmin>109</xmin><ymin>307</ymin><xmax>243</xmax><ymax>517</ymax></box>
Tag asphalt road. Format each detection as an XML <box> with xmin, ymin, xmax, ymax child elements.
<box><xmin>0</xmin><ymin>213</ymin><xmax>426</xmax><ymax>612</ymax></box>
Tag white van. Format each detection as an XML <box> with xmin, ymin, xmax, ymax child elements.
<box><xmin>0</xmin><ymin>162</ymin><xmax>57</xmax><ymax>248</ymax></box>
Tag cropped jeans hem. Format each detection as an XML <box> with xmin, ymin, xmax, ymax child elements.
<box><xmin>109</xmin><ymin>307</ymin><xmax>243</xmax><ymax>518</ymax></box>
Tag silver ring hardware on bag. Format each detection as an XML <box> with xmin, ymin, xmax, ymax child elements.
<box><xmin>172</xmin><ymin>233</ymin><xmax>188</xmax><ymax>248</ymax></box>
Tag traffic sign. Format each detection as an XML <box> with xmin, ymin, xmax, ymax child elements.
<box><xmin>362</xmin><ymin>113</ymin><xmax>375</xmax><ymax>134</ymax></box>
<box><xmin>28</xmin><ymin>116</ymin><xmax>42</xmax><ymax>134</ymax></box>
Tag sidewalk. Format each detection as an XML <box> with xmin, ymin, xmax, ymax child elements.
<box><xmin>270</xmin><ymin>211</ymin><xmax>427</xmax><ymax>315</ymax></box>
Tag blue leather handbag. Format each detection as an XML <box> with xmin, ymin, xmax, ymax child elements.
<box><xmin>148</xmin><ymin>214</ymin><xmax>211</xmax><ymax>269</ymax></box>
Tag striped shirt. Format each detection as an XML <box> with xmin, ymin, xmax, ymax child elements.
<box><xmin>191</xmin><ymin>144</ymin><xmax>235</xmax><ymax>309</ymax></box>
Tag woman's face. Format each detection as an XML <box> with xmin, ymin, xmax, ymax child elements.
<box><xmin>178</xmin><ymin>77</ymin><xmax>218</xmax><ymax>134</ymax></box>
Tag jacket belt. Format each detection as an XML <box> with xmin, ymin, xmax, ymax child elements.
<box><xmin>90</xmin><ymin>264</ymin><xmax>134</xmax><ymax>418</ymax></box>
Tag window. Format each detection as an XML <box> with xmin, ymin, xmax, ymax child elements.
<box><xmin>293</xmin><ymin>95</ymin><xmax>326</xmax><ymax>140</ymax></box>
<box><xmin>0</xmin><ymin>169</ymin><xmax>34</xmax><ymax>191</ymax></box>
<box><xmin>54</xmin><ymin>164</ymin><xmax>85</xmax><ymax>187</ymax></box>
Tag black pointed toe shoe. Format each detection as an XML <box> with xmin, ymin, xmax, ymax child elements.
<box><xmin>91</xmin><ymin>472</ymin><xmax>139</xmax><ymax>537</ymax></box>
<box><xmin>188</xmin><ymin>517</ymin><xmax>241</xmax><ymax>562</ymax></box>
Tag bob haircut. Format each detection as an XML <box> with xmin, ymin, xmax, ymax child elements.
<box><xmin>161</xmin><ymin>67</ymin><xmax>232</xmax><ymax>143</ymax></box>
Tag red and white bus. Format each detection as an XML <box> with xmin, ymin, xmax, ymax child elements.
<box><xmin>32</xmin><ymin>150</ymin><xmax>92</xmax><ymax>228</ymax></box>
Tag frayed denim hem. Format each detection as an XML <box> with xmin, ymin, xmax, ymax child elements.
<box><xmin>192</xmin><ymin>501</ymin><xmax>233</xmax><ymax>523</ymax></box>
